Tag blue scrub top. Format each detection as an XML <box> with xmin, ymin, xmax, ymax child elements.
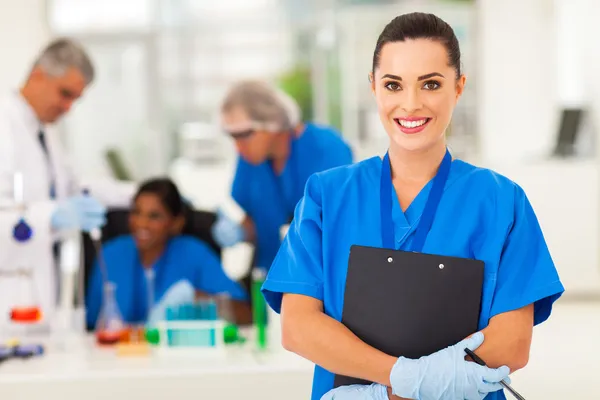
<box><xmin>86</xmin><ymin>235</ymin><xmax>247</xmax><ymax>328</ymax></box>
<box><xmin>262</xmin><ymin>156</ymin><xmax>564</xmax><ymax>400</ymax></box>
<box><xmin>232</xmin><ymin>122</ymin><xmax>353</xmax><ymax>270</ymax></box>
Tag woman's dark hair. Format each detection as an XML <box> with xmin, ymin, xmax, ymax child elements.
<box><xmin>135</xmin><ymin>178</ymin><xmax>184</xmax><ymax>217</ymax></box>
<box><xmin>372</xmin><ymin>12</ymin><xmax>461</xmax><ymax>79</ymax></box>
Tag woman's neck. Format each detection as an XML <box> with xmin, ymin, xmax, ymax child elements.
<box><xmin>388</xmin><ymin>141</ymin><xmax>447</xmax><ymax>185</ymax></box>
<box><xmin>139</xmin><ymin>244</ymin><xmax>166</xmax><ymax>268</ymax></box>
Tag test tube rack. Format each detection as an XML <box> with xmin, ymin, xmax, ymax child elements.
<box><xmin>152</xmin><ymin>301</ymin><xmax>226</xmax><ymax>356</ymax></box>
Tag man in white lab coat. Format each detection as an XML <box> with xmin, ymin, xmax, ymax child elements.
<box><xmin>0</xmin><ymin>38</ymin><xmax>135</xmax><ymax>325</ymax></box>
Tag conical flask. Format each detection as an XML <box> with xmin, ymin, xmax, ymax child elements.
<box><xmin>95</xmin><ymin>282</ymin><xmax>126</xmax><ymax>345</ymax></box>
<box><xmin>9</xmin><ymin>267</ymin><xmax>41</xmax><ymax>324</ymax></box>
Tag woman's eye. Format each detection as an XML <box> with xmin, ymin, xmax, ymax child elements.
<box><xmin>384</xmin><ymin>82</ymin><xmax>401</xmax><ymax>91</ymax></box>
<box><xmin>423</xmin><ymin>80</ymin><xmax>441</xmax><ymax>90</ymax></box>
<box><xmin>148</xmin><ymin>212</ymin><xmax>164</xmax><ymax>221</ymax></box>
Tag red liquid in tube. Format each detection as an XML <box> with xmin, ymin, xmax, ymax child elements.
<box><xmin>10</xmin><ymin>307</ymin><xmax>42</xmax><ymax>323</ymax></box>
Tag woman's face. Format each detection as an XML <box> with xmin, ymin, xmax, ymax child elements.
<box><xmin>129</xmin><ymin>193</ymin><xmax>182</xmax><ymax>252</ymax></box>
<box><xmin>222</xmin><ymin>106</ymin><xmax>275</xmax><ymax>165</ymax></box>
<box><xmin>371</xmin><ymin>39</ymin><xmax>466</xmax><ymax>154</ymax></box>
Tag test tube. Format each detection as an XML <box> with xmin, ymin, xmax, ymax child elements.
<box><xmin>252</xmin><ymin>268</ymin><xmax>268</xmax><ymax>350</ymax></box>
<box><xmin>13</xmin><ymin>172</ymin><xmax>23</xmax><ymax>204</ymax></box>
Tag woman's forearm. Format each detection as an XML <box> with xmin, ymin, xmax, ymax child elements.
<box><xmin>473</xmin><ymin>304</ymin><xmax>534</xmax><ymax>372</ymax></box>
<box><xmin>281</xmin><ymin>294</ymin><xmax>397</xmax><ymax>388</ymax></box>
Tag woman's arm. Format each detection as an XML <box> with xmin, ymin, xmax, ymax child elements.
<box><xmin>281</xmin><ymin>294</ymin><xmax>397</xmax><ymax>388</ymax></box>
<box><xmin>472</xmin><ymin>304</ymin><xmax>533</xmax><ymax>372</ymax></box>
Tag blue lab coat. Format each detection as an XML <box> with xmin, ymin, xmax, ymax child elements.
<box><xmin>262</xmin><ymin>156</ymin><xmax>565</xmax><ymax>400</ymax></box>
<box><xmin>232</xmin><ymin>122</ymin><xmax>353</xmax><ymax>270</ymax></box>
<box><xmin>86</xmin><ymin>235</ymin><xmax>247</xmax><ymax>328</ymax></box>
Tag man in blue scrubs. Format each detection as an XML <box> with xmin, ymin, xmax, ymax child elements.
<box><xmin>212</xmin><ymin>80</ymin><xmax>353</xmax><ymax>271</ymax></box>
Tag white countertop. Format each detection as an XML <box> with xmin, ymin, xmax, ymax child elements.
<box><xmin>0</xmin><ymin>334</ymin><xmax>314</xmax><ymax>400</ymax></box>
<box><xmin>0</xmin><ymin>302</ymin><xmax>598</xmax><ymax>399</ymax></box>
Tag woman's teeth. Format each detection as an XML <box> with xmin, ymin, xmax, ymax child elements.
<box><xmin>136</xmin><ymin>230</ymin><xmax>151</xmax><ymax>240</ymax></box>
<box><xmin>397</xmin><ymin>119</ymin><xmax>428</xmax><ymax>128</ymax></box>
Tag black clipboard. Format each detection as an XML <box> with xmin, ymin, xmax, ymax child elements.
<box><xmin>333</xmin><ymin>245</ymin><xmax>484</xmax><ymax>388</ymax></box>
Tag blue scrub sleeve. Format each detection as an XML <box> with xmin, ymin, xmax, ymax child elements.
<box><xmin>231</xmin><ymin>158</ymin><xmax>251</xmax><ymax>213</ymax></box>
<box><xmin>85</xmin><ymin>259</ymin><xmax>103</xmax><ymax>329</ymax></box>
<box><xmin>192</xmin><ymin>242</ymin><xmax>248</xmax><ymax>301</ymax></box>
<box><xmin>262</xmin><ymin>174</ymin><xmax>325</xmax><ymax>314</ymax></box>
<box><xmin>489</xmin><ymin>187</ymin><xmax>564</xmax><ymax>325</ymax></box>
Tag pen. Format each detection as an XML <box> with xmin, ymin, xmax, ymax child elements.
<box><xmin>464</xmin><ymin>348</ymin><xmax>526</xmax><ymax>400</ymax></box>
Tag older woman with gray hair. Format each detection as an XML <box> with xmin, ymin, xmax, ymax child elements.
<box><xmin>212</xmin><ymin>80</ymin><xmax>353</xmax><ymax>271</ymax></box>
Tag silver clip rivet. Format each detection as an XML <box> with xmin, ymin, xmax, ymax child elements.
<box><xmin>439</xmin><ymin>264</ymin><xmax>445</xmax><ymax>270</ymax></box>
<box><xmin>388</xmin><ymin>257</ymin><xmax>393</xmax><ymax>263</ymax></box>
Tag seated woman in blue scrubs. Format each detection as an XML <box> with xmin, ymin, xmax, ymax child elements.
<box><xmin>211</xmin><ymin>80</ymin><xmax>353</xmax><ymax>271</ymax></box>
<box><xmin>262</xmin><ymin>12</ymin><xmax>564</xmax><ymax>400</ymax></box>
<box><xmin>86</xmin><ymin>178</ymin><xmax>250</xmax><ymax>329</ymax></box>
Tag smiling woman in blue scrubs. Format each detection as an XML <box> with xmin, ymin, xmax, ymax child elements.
<box><xmin>86</xmin><ymin>178</ymin><xmax>249</xmax><ymax>329</ymax></box>
<box><xmin>211</xmin><ymin>80</ymin><xmax>353</xmax><ymax>271</ymax></box>
<box><xmin>262</xmin><ymin>13</ymin><xmax>564</xmax><ymax>400</ymax></box>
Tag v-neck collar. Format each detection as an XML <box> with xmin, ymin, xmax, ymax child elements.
<box><xmin>389</xmin><ymin>159</ymin><xmax>463</xmax><ymax>248</ymax></box>
<box><xmin>391</xmin><ymin>179</ymin><xmax>434</xmax><ymax>247</ymax></box>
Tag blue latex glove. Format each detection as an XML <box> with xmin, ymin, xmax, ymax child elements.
<box><xmin>390</xmin><ymin>332</ymin><xmax>510</xmax><ymax>400</ymax></box>
<box><xmin>321</xmin><ymin>383</ymin><xmax>389</xmax><ymax>400</ymax></box>
<box><xmin>211</xmin><ymin>208</ymin><xmax>245</xmax><ymax>248</ymax></box>
<box><xmin>51</xmin><ymin>195</ymin><xmax>106</xmax><ymax>233</ymax></box>
<box><xmin>147</xmin><ymin>280</ymin><xmax>196</xmax><ymax>325</ymax></box>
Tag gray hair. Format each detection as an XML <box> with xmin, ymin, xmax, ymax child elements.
<box><xmin>221</xmin><ymin>80</ymin><xmax>301</xmax><ymax>133</ymax></box>
<box><xmin>33</xmin><ymin>38</ymin><xmax>95</xmax><ymax>85</ymax></box>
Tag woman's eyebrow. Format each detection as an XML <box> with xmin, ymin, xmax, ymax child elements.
<box><xmin>380</xmin><ymin>72</ymin><xmax>445</xmax><ymax>81</ymax></box>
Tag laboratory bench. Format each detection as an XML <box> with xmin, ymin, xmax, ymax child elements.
<box><xmin>0</xmin><ymin>335</ymin><xmax>313</xmax><ymax>400</ymax></box>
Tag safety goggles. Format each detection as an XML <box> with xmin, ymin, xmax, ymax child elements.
<box><xmin>226</xmin><ymin>129</ymin><xmax>255</xmax><ymax>140</ymax></box>
<box><xmin>222</xmin><ymin>121</ymin><xmax>280</xmax><ymax>140</ymax></box>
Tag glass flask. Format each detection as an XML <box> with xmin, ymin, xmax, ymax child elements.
<box><xmin>9</xmin><ymin>268</ymin><xmax>42</xmax><ymax>324</ymax></box>
<box><xmin>95</xmin><ymin>282</ymin><xmax>127</xmax><ymax>345</ymax></box>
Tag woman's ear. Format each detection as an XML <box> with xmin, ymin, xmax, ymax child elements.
<box><xmin>171</xmin><ymin>215</ymin><xmax>185</xmax><ymax>235</ymax></box>
<box><xmin>369</xmin><ymin>72</ymin><xmax>376</xmax><ymax>95</ymax></box>
<box><xmin>455</xmin><ymin>74</ymin><xmax>467</xmax><ymax>101</ymax></box>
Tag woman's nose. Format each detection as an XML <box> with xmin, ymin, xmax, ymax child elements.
<box><xmin>137</xmin><ymin>216</ymin><xmax>152</xmax><ymax>229</ymax></box>
<box><xmin>401</xmin><ymin>89</ymin><xmax>423</xmax><ymax>113</ymax></box>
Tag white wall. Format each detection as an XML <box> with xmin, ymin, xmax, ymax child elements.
<box><xmin>481</xmin><ymin>160</ymin><xmax>600</xmax><ymax>295</ymax></box>
<box><xmin>0</xmin><ymin>1</ymin><xmax>50</xmax><ymax>95</ymax></box>
<box><xmin>585</xmin><ymin>0</ymin><xmax>600</xmax><ymax>142</ymax></box>
<box><xmin>477</xmin><ymin>0</ymin><xmax>557</xmax><ymax>163</ymax></box>
<box><xmin>477</xmin><ymin>0</ymin><xmax>600</xmax><ymax>295</ymax></box>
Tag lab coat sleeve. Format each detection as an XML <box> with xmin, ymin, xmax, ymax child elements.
<box><xmin>46</xmin><ymin>126</ymin><xmax>136</xmax><ymax>208</ymax></box>
<box><xmin>191</xmin><ymin>240</ymin><xmax>248</xmax><ymax>301</ymax></box>
<box><xmin>489</xmin><ymin>186</ymin><xmax>565</xmax><ymax>325</ymax></box>
<box><xmin>81</xmin><ymin>178</ymin><xmax>137</xmax><ymax>209</ymax></box>
<box><xmin>261</xmin><ymin>174</ymin><xmax>324</xmax><ymax>314</ymax></box>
